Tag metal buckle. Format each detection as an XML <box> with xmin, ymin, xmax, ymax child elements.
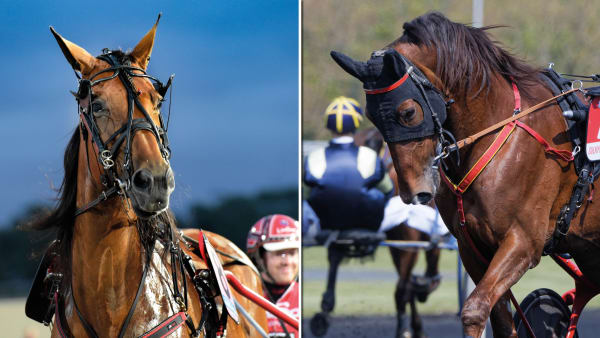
<box><xmin>371</xmin><ymin>49</ymin><xmax>386</xmax><ymax>57</ymax></box>
<box><xmin>116</xmin><ymin>178</ymin><xmax>128</xmax><ymax>195</ymax></box>
<box><xmin>572</xmin><ymin>145</ymin><xmax>581</xmax><ymax>157</ymax></box>
<box><xmin>571</xmin><ymin>80</ymin><xmax>584</xmax><ymax>91</ymax></box>
<box><xmin>433</xmin><ymin>146</ymin><xmax>452</xmax><ymax>162</ymax></box>
<box><xmin>100</xmin><ymin>150</ymin><xmax>114</xmax><ymax>169</ymax></box>
<box><xmin>175</xmin><ymin>296</ymin><xmax>186</xmax><ymax>312</ymax></box>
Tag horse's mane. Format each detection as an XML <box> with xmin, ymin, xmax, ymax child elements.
<box><xmin>27</xmin><ymin>128</ymin><xmax>80</xmax><ymax>292</ymax></box>
<box><xmin>390</xmin><ymin>12</ymin><xmax>544</xmax><ymax>100</ymax></box>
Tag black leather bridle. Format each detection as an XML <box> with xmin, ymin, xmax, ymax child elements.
<box><xmin>74</xmin><ymin>51</ymin><xmax>173</xmax><ymax>217</ymax></box>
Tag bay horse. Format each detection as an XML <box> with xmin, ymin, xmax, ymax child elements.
<box><xmin>355</xmin><ymin>127</ymin><xmax>442</xmax><ymax>338</ymax></box>
<box><xmin>332</xmin><ymin>12</ymin><xmax>600</xmax><ymax>337</ymax></box>
<box><xmin>28</xmin><ymin>16</ymin><xmax>267</xmax><ymax>337</ymax></box>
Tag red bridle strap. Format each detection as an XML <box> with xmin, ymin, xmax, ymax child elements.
<box><xmin>365</xmin><ymin>72</ymin><xmax>410</xmax><ymax>95</ymax></box>
<box><xmin>512</xmin><ymin>81</ymin><xmax>521</xmax><ymax>112</ymax></box>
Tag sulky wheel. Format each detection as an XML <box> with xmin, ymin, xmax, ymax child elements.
<box><xmin>513</xmin><ymin>288</ymin><xmax>578</xmax><ymax>338</ymax></box>
<box><xmin>310</xmin><ymin>312</ymin><xmax>330</xmax><ymax>337</ymax></box>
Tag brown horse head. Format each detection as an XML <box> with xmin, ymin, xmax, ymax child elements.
<box><xmin>50</xmin><ymin>16</ymin><xmax>174</xmax><ymax>218</ymax></box>
<box><xmin>331</xmin><ymin>48</ymin><xmax>448</xmax><ymax>205</ymax></box>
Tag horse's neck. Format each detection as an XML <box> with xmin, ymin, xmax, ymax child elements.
<box><xmin>70</xmin><ymin>211</ymin><xmax>143</xmax><ymax>330</ymax></box>
<box><xmin>450</xmin><ymin>76</ymin><xmax>515</xmax><ymax>137</ymax></box>
<box><xmin>70</xmin><ymin>136</ymin><xmax>146</xmax><ymax>333</ymax></box>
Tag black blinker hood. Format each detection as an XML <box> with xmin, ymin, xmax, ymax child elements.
<box><xmin>331</xmin><ymin>49</ymin><xmax>447</xmax><ymax>143</ymax></box>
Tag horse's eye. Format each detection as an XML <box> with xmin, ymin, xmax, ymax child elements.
<box><xmin>157</xmin><ymin>99</ymin><xmax>164</xmax><ymax>110</ymax></box>
<box><xmin>91</xmin><ymin>101</ymin><xmax>109</xmax><ymax>117</ymax></box>
<box><xmin>401</xmin><ymin>108</ymin><xmax>416</xmax><ymax>120</ymax></box>
<box><xmin>92</xmin><ymin>102</ymin><xmax>103</xmax><ymax>112</ymax></box>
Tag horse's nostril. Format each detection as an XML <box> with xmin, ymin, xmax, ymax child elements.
<box><xmin>132</xmin><ymin>169</ymin><xmax>153</xmax><ymax>191</ymax></box>
<box><xmin>413</xmin><ymin>192</ymin><xmax>433</xmax><ymax>205</ymax></box>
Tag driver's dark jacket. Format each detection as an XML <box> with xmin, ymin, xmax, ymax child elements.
<box><xmin>303</xmin><ymin>140</ymin><xmax>391</xmax><ymax>231</ymax></box>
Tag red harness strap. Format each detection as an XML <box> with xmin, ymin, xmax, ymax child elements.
<box><xmin>440</xmin><ymin>82</ymin><xmax>575</xmax><ymax>338</ymax></box>
<box><xmin>515</xmin><ymin>121</ymin><xmax>574</xmax><ymax>161</ymax></box>
<box><xmin>440</xmin><ymin>121</ymin><xmax>517</xmax><ymax>227</ymax></box>
<box><xmin>54</xmin><ymin>292</ymin><xmax>67</xmax><ymax>338</ymax></box>
<box><xmin>140</xmin><ymin>312</ymin><xmax>188</xmax><ymax>338</ymax></box>
<box><xmin>512</xmin><ymin>81</ymin><xmax>521</xmax><ymax>113</ymax></box>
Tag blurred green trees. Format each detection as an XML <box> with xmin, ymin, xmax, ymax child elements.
<box><xmin>182</xmin><ymin>188</ymin><xmax>299</xmax><ymax>250</ymax></box>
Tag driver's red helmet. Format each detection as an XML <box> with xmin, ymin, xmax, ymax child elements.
<box><xmin>246</xmin><ymin>214</ymin><xmax>300</xmax><ymax>268</ymax></box>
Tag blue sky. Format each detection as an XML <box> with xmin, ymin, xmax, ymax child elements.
<box><xmin>0</xmin><ymin>1</ymin><xmax>299</xmax><ymax>226</ymax></box>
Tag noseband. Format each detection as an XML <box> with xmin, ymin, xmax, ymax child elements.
<box><xmin>74</xmin><ymin>51</ymin><xmax>173</xmax><ymax>217</ymax></box>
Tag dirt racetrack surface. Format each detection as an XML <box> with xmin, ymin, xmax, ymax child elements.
<box><xmin>302</xmin><ymin>309</ymin><xmax>600</xmax><ymax>337</ymax></box>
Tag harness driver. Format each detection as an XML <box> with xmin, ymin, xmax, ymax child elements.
<box><xmin>303</xmin><ymin>96</ymin><xmax>394</xmax><ymax>233</ymax></box>
<box><xmin>247</xmin><ymin>214</ymin><xmax>300</xmax><ymax>338</ymax></box>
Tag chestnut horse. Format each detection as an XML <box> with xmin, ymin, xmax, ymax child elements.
<box><xmin>29</xmin><ymin>16</ymin><xmax>267</xmax><ymax>337</ymax></box>
<box><xmin>355</xmin><ymin>128</ymin><xmax>441</xmax><ymax>338</ymax></box>
<box><xmin>332</xmin><ymin>12</ymin><xmax>600</xmax><ymax>337</ymax></box>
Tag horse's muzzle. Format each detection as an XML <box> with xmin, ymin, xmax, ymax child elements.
<box><xmin>130</xmin><ymin>166</ymin><xmax>175</xmax><ymax>217</ymax></box>
<box><xmin>411</xmin><ymin>192</ymin><xmax>433</xmax><ymax>205</ymax></box>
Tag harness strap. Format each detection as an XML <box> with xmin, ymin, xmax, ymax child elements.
<box><xmin>73</xmin><ymin>293</ymin><xmax>99</xmax><ymax>338</ymax></box>
<box><xmin>118</xmin><ymin>240</ymin><xmax>155</xmax><ymax>338</ymax></box>
<box><xmin>512</xmin><ymin>81</ymin><xmax>521</xmax><ymax>113</ymax></box>
<box><xmin>74</xmin><ymin>185</ymin><xmax>120</xmax><ymax>217</ymax></box>
<box><xmin>455</xmin><ymin>122</ymin><xmax>518</xmax><ymax>193</ymax></box>
<box><xmin>54</xmin><ymin>292</ymin><xmax>68</xmax><ymax>338</ymax></box>
<box><xmin>139</xmin><ymin>312</ymin><xmax>187</xmax><ymax>338</ymax></box>
<box><xmin>515</xmin><ymin>121</ymin><xmax>574</xmax><ymax>161</ymax></box>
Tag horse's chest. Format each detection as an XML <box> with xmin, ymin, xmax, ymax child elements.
<box><xmin>129</xmin><ymin>245</ymin><xmax>186</xmax><ymax>337</ymax></box>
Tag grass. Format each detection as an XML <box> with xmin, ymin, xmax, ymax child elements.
<box><xmin>0</xmin><ymin>298</ymin><xmax>51</xmax><ymax>338</ymax></box>
<box><xmin>302</xmin><ymin>246</ymin><xmax>600</xmax><ymax>317</ymax></box>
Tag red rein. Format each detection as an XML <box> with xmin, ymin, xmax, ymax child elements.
<box><xmin>225</xmin><ymin>271</ymin><xmax>299</xmax><ymax>330</ymax></box>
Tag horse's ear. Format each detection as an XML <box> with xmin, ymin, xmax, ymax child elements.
<box><xmin>50</xmin><ymin>27</ymin><xmax>96</xmax><ymax>75</ymax></box>
<box><xmin>330</xmin><ymin>51</ymin><xmax>368</xmax><ymax>82</ymax></box>
<box><xmin>131</xmin><ymin>13</ymin><xmax>161</xmax><ymax>70</ymax></box>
